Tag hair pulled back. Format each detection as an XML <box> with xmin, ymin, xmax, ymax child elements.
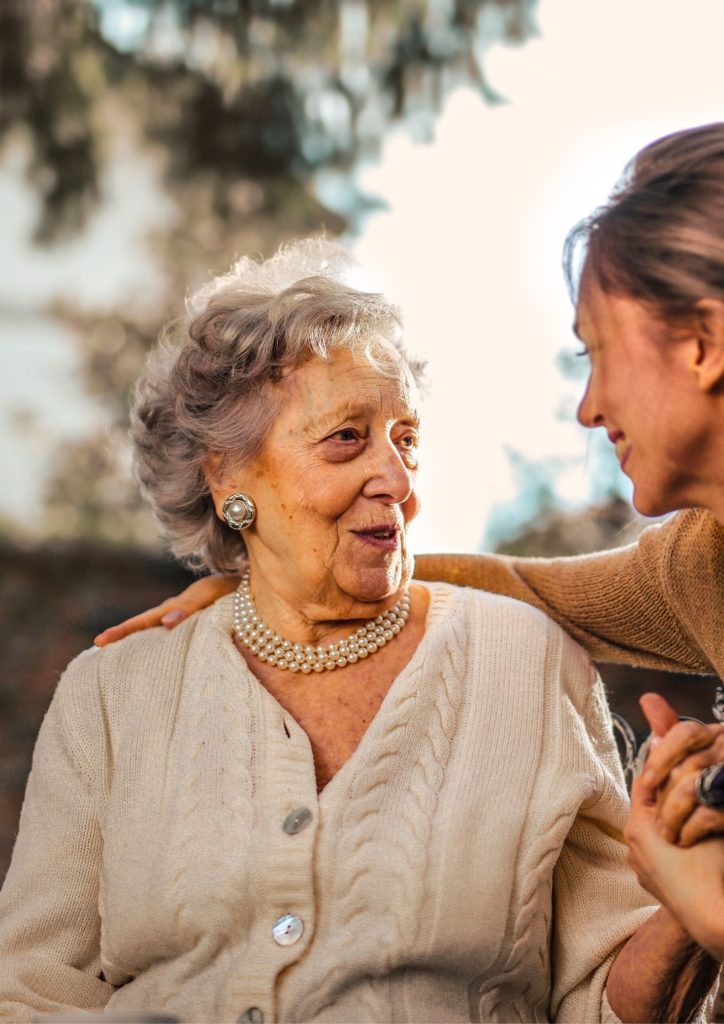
<box><xmin>564</xmin><ymin>122</ymin><xmax>724</xmax><ymax>319</ymax></box>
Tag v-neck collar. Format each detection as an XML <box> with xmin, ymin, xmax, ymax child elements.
<box><xmin>208</xmin><ymin>584</ymin><xmax>457</xmax><ymax>799</ymax></box>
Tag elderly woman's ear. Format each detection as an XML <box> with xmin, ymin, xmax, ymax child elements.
<box><xmin>203</xmin><ymin>452</ymin><xmax>227</xmax><ymax>518</ymax></box>
<box><xmin>204</xmin><ymin>454</ymin><xmax>257</xmax><ymax>531</ymax></box>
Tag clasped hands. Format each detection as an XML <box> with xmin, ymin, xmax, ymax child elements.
<box><xmin>624</xmin><ymin>693</ymin><xmax>724</xmax><ymax>960</ymax></box>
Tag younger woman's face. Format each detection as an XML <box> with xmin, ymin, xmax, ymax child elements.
<box><xmin>575</xmin><ymin>278</ymin><xmax>723</xmax><ymax>517</ymax></box>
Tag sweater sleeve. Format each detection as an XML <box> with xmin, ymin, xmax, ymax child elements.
<box><xmin>549</xmin><ymin>635</ymin><xmax>714</xmax><ymax>1023</ymax></box>
<box><xmin>414</xmin><ymin>509</ymin><xmax>719</xmax><ymax>674</ymax></box>
<box><xmin>0</xmin><ymin>649</ymin><xmax>114</xmax><ymax>1021</ymax></box>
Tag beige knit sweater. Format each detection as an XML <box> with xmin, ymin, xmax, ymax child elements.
<box><xmin>416</xmin><ymin>508</ymin><xmax>724</xmax><ymax>677</ymax></box>
<box><xmin>0</xmin><ymin>585</ymin><xmax>656</xmax><ymax>1023</ymax></box>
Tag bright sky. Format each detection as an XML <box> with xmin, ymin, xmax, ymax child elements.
<box><xmin>354</xmin><ymin>0</ymin><xmax>724</xmax><ymax>552</ymax></box>
<box><xmin>3</xmin><ymin>0</ymin><xmax>724</xmax><ymax>550</ymax></box>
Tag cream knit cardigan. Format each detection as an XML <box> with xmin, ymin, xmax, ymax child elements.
<box><xmin>0</xmin><ymin>584</ymin><xmax>655</xmax><ymax>1023</ymax></box>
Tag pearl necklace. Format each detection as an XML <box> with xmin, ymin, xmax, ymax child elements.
<box><xmin>233</xmin><ymin>572</ymin><xmax>410</xmax><ymax>673</ymax></box>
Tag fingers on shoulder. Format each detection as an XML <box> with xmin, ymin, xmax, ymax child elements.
<box><xmin>94</xmin><ymin>608</ymin><xmax>167</xmax><ymax>646</ymax></box>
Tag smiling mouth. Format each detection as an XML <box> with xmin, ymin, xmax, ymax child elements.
<box><xmin>353</xmin><ymin>526</ymin><xmax>401</xmax><ymax>547</ymax></box>
<box><xmin>614</xmin><ymin>438</ymin><xmax>631</xmax><ymax>467</ymax></box>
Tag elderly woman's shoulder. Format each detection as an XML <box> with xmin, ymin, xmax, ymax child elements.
<box><xmin>56</xmin><ymin>599</ymin><xmax>231</xmax><ymax>709</ymax></box>
<box><xmin>435</xmin><ymin>581</ymin><xmax>587</xmax><ymax>653</ymax></box>
<box><xmin>440</xmin><ymin>580</ymin><xmax>560</xmax><ymax>626</ymax></box>
<box><xmin>430</xmin><ymin>582</ymin><xmax>597</xmax><ymax>705</ymax></box>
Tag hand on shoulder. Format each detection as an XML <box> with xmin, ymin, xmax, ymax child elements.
<box><xmin>93</xmin><ymin>574</ymin><xmax>239</xmax><ymax>646</ymax></box>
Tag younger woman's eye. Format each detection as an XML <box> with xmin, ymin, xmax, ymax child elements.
<box><xmin>574</xmin><ymin>347</ymin><xmax>590</xmax><ymax>358</ymax></box>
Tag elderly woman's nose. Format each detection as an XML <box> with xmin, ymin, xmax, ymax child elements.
<box><xmin>362</xmin><ymin>440</ymin><xmax>414</xmax><ymax>502</ymax></box>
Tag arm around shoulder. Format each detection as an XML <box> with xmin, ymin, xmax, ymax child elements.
<box><xmin>416</xmin><ymin>510</ymin><xmax>718</xmax><ymax>673</ymax></box>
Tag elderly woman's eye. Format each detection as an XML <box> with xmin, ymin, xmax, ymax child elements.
<box><xmin>397</xmin><ymin>430</ymin><xmax>419</xmax><ymax>451</ymax></box>
<box><xmin>331</xmin><ymin>428</ymin><xmax>360</xmax><ymax>442</ymax></box>
<box><xmin>397</xmin><ymin>432</ymin><xmax>419</xmax><ymax>467</ymax></box>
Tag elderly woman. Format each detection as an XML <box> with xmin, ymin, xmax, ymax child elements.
<box><xmin>0</xmin><ymin>240</ymin><xmax>716</xmax><ymax>1023</ymax></box>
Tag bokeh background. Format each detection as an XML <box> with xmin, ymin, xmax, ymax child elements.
<box><xmin>1</xmin><ymin>0</ymin><xmax>722</xmax><ymax>893</ymax></box>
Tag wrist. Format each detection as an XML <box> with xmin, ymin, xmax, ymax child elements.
<box><xmin>652</xmin><ymin>902</ymin><xmax>694</xmax><ymax>935</ymax></box>
<box><xmin>686</xmin><ymin>894</ymin><xmax>724</xmax><ymax>962</ymax></box>
<box><xmin>663</xmin><ymin>872</ymin><xmax>724</xmax><ymax>961</ymax></box>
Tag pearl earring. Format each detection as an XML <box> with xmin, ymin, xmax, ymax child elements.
<box><xmin>222</xmin><ymin>492</ymin><xmax>257</xmax><ymax>531</ymax></box>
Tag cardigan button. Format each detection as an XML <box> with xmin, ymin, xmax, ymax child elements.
<box><xmin>272</xmin><ymin>913</ymin><xmax>304</xmax><ymax>945</ymax></box>
<box><xmin>283</xmin><ymin>807</ymin><xmax>313</xmax><ymax>834</ymax></box>
<box><xmin>237</xmin><ymin>1008</ymin><xmax>264</xmax><ymax>1023</ymax></box>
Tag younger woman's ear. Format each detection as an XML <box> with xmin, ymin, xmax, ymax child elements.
<box><xmin>692</xmin><ymin>299</ymin><xmax>724</xmax><ymax>392</ymax></box>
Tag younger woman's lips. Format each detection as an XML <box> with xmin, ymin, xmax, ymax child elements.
<box><xmin>614</xmin><ymin>437</ymin><xmax>631</xmax><ymax>469</ymax></box>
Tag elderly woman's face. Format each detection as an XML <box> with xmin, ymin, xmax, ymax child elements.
<box><xmin>218</xmin><ymin>345</ymin><xmax>421</xmax><ymax>613</ymax></box>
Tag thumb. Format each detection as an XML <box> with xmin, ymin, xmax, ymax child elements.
<box><xmin>630</xmin><ymin>772</ymin><xmax>659</xmax><ymax>813</ymax></box>
<box><xmin>640</xmin><ymin>692</ymin><xmax>679</xmax><ymax>738</ymax></box>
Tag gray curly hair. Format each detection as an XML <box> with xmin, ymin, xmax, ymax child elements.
<box><xmin>131</xmin><ymin>238</ymin><xmax>423</xmax><ymax>575</ymax></box>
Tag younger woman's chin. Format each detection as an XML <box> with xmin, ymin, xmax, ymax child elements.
<box><xmin>631</xmin><ymin>487</ymin><xmax>680</xmax><ymax>519</ymax></box>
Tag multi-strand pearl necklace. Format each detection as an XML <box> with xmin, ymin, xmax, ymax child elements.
<box><xmin>233</xmin><ymin>572</ymin><xmax>410</xmax><ymax>673</ymax></box>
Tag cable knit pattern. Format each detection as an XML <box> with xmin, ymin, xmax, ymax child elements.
<box><xmin>302</xmin><ymin>588</ymin><xmax>467</xmax><ymax>1021</ymax></box>
<box><xmin>0</xmin><ymin>583</ymin><xmax>695</xmax><ymax>1023</ymax></box>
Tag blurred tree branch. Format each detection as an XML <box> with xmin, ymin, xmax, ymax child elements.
<box><xmin>1</xmin><ymin>0</ymin><xmax>539</xmax><ymax>241</ymax></box>
<box><xmin>1</xmin><ymin>0</ymin><xmax>539</xmax><ymax>550</ymax></box>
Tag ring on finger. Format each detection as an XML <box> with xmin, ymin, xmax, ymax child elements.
<box><xmin>695</xmin><ymin>763</ymin><xmax>724</xmax><ymax>809</ymax></box>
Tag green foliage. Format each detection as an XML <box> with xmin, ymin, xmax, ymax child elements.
<box><xmin>2</xmin><ymin>0</ymin><xmax>539</xmax><ymax>240</ymax></box>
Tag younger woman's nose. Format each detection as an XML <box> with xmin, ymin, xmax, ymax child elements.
<box><xmin>576</xmin><ymin>378</ymin><xmax>603</xmax><ymax>428</ymax></box>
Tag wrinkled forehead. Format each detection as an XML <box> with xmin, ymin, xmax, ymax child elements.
<box><xmin>283</xmin><ymin>345</ymin><xmax>421</xmax><ymax>425</ymax></box>
<box><xmin>353</xmin><ymin>337</ymin><xmax>420</xmax><ymax>393</ymax></box>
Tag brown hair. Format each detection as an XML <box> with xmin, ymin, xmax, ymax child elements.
<box><xmin>564</xmin><ymin>123</ymin><xmax>724</xmax><ymax>319</ymax></box>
